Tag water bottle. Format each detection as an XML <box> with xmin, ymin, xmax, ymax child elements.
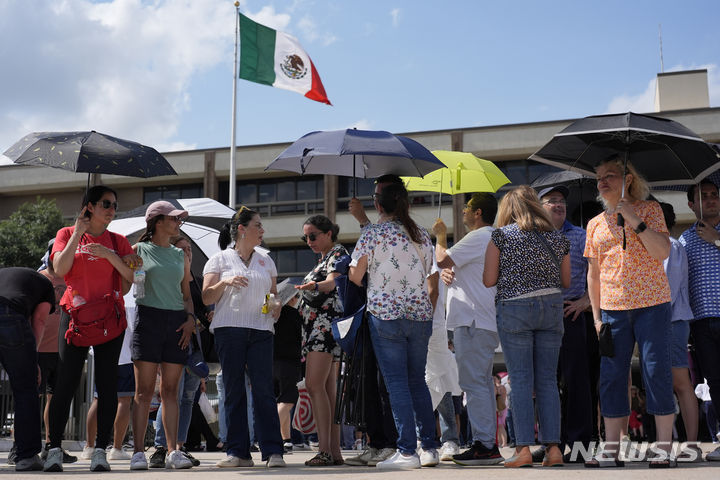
<box><xmin>229</xmin><ymin>289</ymin><xmax>242</xmax><ymax>313</ymax></box>
<box><xmin>133</xmin><ymin>269</ymin><xmax>146</xmax><ymax>299</ymax></box>
<box><xmin>71</xmin><ymin>290</ymin><xmax>86</xmax><ymax>307</ymax></box>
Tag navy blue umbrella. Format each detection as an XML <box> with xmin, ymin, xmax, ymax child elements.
<box><xmin>3</xmin><ymin>131</ymin><xmax>177</xmax><ymax>183</ymax></box>
<box><xmin>266</xmin><ymin>129</ymin><xmax>444</xmax><ymax>181</ymax></box>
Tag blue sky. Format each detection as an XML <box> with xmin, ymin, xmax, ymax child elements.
<box><xmin>1</xmin><ymin>0</ymin><xmax>719</xmax><ymax>165</ymax></box>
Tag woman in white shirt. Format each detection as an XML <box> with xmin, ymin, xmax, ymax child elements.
<box><xmin>201</xmin><ymin>206</ymin><xmax>284</xmax><ymax>469</ymax></box>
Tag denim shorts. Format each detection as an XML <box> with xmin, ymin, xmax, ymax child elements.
<box><xmin>132</xmin><ymin>305</ymin><xmax>188</xmax><ymax>364</ymax></box>
<box><xmin>599</xmin><ymin>302</ymin><xmax>674</xmax><ymax>417</ymax></box>
<box><xmin>670</xmin><ymin>320</ymin><xmax>690</xmax><ymax>369</ymax></box>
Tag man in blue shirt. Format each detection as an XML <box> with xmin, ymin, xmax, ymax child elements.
<box><xmin>538</xmin><ymin>185</ymin><xmax>594</xmax><ymax>462</ymax></box>
<box><xmin>679</xmin><ymin>180</ymin><xmax>720</xmax><ymax>462</ymax></box>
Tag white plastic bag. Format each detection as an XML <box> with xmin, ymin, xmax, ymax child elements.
<box><xmin>198</xmin><ymin>391</ymin><xmax>217</xmax><ymax>423</ymax></box>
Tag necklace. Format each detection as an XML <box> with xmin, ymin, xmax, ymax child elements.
<box><xmin>236</xmin><ymin>248</ymin><xmax>252</xmax><ymax>266</ymax></box>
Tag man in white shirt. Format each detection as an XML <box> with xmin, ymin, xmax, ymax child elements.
<box><xmin>432</xmin><ymin>192</ymin><xmax>503</xmax><ymax>465</ymax></box>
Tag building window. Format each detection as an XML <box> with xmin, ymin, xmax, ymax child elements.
<box><xmin>219</xmin><ymin>176</ymin><xmax>324</xmax><ymax>216</ymax></box>
<box><xmin>335</xmin><ymin>177</ymin><xmax>451</xmax><ymax>210</ymax></box>
<box><xmin>143</xmin><ymin>183</ymin><xmax>203</xmax><ymax>203</ymax></box>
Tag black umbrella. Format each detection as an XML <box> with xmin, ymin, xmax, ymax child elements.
<box><xmin>3</xmin><ymin>131</ymin><xmax>177</xmax><ymax>188</ymax></box>
<box><xmin>529</xmin><ymin>112</ymin><xmax>720</xmax><ymax>187</ymax></box>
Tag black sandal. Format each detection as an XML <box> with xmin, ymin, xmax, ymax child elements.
<box><xmin>305</xmin><ymin>452</ymin><xmax>333</xmax><ymax>466</ymax></box>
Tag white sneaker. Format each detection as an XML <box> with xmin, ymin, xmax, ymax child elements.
<box><xmin>130</xmin><ymin>452</ymin><xmax>148</xmax><ymax>470</ymax></box>
<box><xmin>266</xmin><ymin>453</ymin><xmax>286</xmax><ymax>468</ymax></box>
<box><xmin>368</xmin><ymin>447</ymin><xmax>397</xmax><ymax>466</ymax></box>
<box><xmin>90</xmin><ymin>448</ymin><xmax>111</xmax><ymax>472</ymax></box>
<box><xmin>345</xmin><ymin>447</ymin><xmax>378</xmax><ymax>466</ymax></box>
<box><xmin>43</xmin><ymin>447</ymin><xmax>63</xmax><ymax>472</ymax></box>
<box><xmin>440</xmin><ymin>441</ymin><xmax>460</xmax><ymax>461</ymax></box>
<box><xmin>707</xmin><ymin>446</ymin><xmax>720</xmax><ymax>461</ymax></box>
<box><xmin>166</xmin><ymin>450</ymin><xmax>193</xmax><ymax>469</ymax></box>
<box><xmin>81</xmin><ymin>446</ymin><xmax>94</xmax><ymax>460</ymax></box>
<box><xmin>216</xmin><ymin>455</ymin><xmax>254</xmax><ymax>467</ymax></box>
<box><xmin>376</xmin><ymin>451</ymin><xmax>421</xmax><ymax>470</ymax></box>
<box><xmin>108</xmin><ymin>447</ymin><xmax>131</xmax><ymax>460</ymax></box>
<box><xmin>420</xmin><ymin>448</ymin><xmax>439</xmax><ymax>467</ymax></box>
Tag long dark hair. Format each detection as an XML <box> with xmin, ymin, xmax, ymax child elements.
<box><xmin>304</xmin><ymin>215</ymin><xmax>339</xmax><ymax>242</ymax></box>
<box><xmin>138</xmin><ymin>215</ymin><xmax>164</xmax><ymax>243</ymax></box>
<box><xmin>377</xmin><ymin>183</ymin><xmax>422</xmax><ymax>243</ymax></box>
<box><xmin>219</xmin><ymin>206</ymin><xmax>257</xmax><ymax>250</ymax></box>
<box><xmin>81</xmin><ymin>185</ymin><xmax>117</xmax><ymax>210</ymax></box>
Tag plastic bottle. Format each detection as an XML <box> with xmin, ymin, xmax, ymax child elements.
<box><xmin>229</xmin><ymin>288</ymin><xmax>242</xmax><ymax>313</ymax></box>
<box><xmin>133</xmin><ymin>269</ymin><xmax>146</xmax><ymax>299</ymax></box>
<box><xmin>71</xmin><ymin>290</ymin><xmax>86</xmax><ymax>307</ymax></box>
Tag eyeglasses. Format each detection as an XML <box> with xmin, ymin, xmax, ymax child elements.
<box><xmin>301</xmin><ymin>232</ymin><xmax>320</xmax><ymax>243</ymax></box>
<box><xmin>169</xmin><ymin>215</ymin><xmax>186</xmax><ymax>225</ymax></box>
<box><xmin>542</xmin><ymin>199</ymin><xmax>567</xmax><ymax>206</ymax></box>
<box><xmin>95</xmin><ymin>200</ymin><xmax>118</xmax><ymax>210</ymax></box>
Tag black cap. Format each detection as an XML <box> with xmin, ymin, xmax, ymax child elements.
<box><xmin>537</xmin><ymin>185</ymin><xmax>570</xmax><ymax>200</ymax></box>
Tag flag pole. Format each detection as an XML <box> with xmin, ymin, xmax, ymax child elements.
<box><xmin>228</xmin><ymin>1</ymin><xmax>240</xmax><ymax>209</ymax></box>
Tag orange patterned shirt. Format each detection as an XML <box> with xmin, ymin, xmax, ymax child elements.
<box><xmin>584</xmin><ymin>200</ymin><xmax>671</xmax><ymax>310</ymax></box>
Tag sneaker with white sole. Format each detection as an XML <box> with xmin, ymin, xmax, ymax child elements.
<box><xmin>216</xmin><ymin>455</ymin><xmax>254</xmax><ymax>467</ymax></box>
<box><xmin>90</xmin><ymin>448</ymin><xmax>111</xmax><ymax>472</ymax></box>
<box><xmin>376</xmin><ymin>451</ymin><xmax>421</xmax><ymax>470</ymax></box>
<box><xmin>81</xmin><ymin>446</ymin><xmax>94</xmax><ymax>460</ymax></box>
<box><xmin>345</xmin><ymin>447</ymin><xmax>378</xmax><ymax>466</ymax></box>
<box><xmin>43</xmin><ymin>447</ymin><xmax>63</xmax><ymax>472</ymax></box>
<box><xmin>266</xmin><ymin>453</ymin><xmax>286</xmax><ymax>468</ymax></box>
<box><xmin>706</xmin><ymin>446</ymin><xmax>720</xmax><ymax>461</ymax></box>
<box><xmin>130</xmin><ymin>452</ymin><xmax>148</xmax><ymax>470</ymax></box>
<box><xmin>440</xmin><ymin>441</ymin><xmax>460</xmax><ymax>461</ymax></box>
<box><xmin>108</xmin><ymin>447</ymin><xmax>131</xmax><ymax>460</ymax></box>
<box><xmin>368</xmin><ymin>447</ymin><xmax>396</xmax><ymax>466</ymax></box>
<box><xmin>420</xmin><ymin>448</ymin><xmax>439</xmax><ymax>467</ymax></box>
<box><xmin>166</xmin><ymin>450</ymin><xmax>193</xmax><ymax>469</ymax></box>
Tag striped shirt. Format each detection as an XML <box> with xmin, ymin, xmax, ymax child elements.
<box><xmin>679</xmin><ymin>222</ymin><xmax>720</xmax><ymax>320</ymax></box>
<box><xmin>561</xmin><ymin>220</ymin><xmax>587</xmax><ymax>300</ymax></box>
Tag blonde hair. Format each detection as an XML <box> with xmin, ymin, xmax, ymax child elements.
<box><xmin>496</xmin><ymin>185</ymin><xmax>556</xmax><ymax>232</ymax></box>
<box><xmin>596</xmin><ymin>155</ymin><xmax>650</xmax><ymax>208</ymax></box>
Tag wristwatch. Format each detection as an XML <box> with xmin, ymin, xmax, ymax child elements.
<box><xmin>634</xmin><ymin>221</ymin><xmax>647</xmax><ymax>234</ymax></box>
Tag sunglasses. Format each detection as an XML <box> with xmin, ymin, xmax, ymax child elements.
<box><xmin>169</xmin><ymin>215</ymin><xmax>186</xmax><ymax>225</ymax></box>
<box><xmin>95</xmin><ymin>200</ymin><xmax>118</xmax><ymax>210</ymax></box>
<box><xmin>300</xmin><ymin>232</ymin><xmax>322</xmax><ymax>243</ymax></box>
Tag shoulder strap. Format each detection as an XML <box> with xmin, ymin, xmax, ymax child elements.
<box><xmin>532</xmin><ymin>229</ymin><xmax>561</xmax><ymax>270</ymax></box>
<box><xmin>109</xmin><ymin>232</ymin><xmax>120</xmax><ymax>295</ymax></box>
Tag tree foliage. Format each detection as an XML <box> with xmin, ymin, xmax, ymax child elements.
<box><xmin>0</xmin><ymin>197</ymin><xmax>65</xmax><ymax>268</ymax></box>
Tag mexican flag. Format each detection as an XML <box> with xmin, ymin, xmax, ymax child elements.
<box><xmin>239</xmin><ymin>13</ymin><xmax>331</xmax><ymax>105</ymax></box>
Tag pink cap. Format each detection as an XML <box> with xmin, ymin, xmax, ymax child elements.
<box><xmin>145</xmin><ymin>201</ymin><xmax>189</xmax><ymax>222</ymax></box>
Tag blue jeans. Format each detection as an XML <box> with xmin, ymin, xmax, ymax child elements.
<box><xmin>154</xmin><ymin>368</ymin><xmax>202</xmax><ymax>446</ymax></box>
<box><xmin>600</xmin><ymin>303</ymin><xmax>674</xmax><ymax>417</ymax></box>
<box><xmin>436</xmin><ymin>392</ymin><xmax>459</xmax><ymax>444</ymax></box>
<box><xmin>497</xmin><ymin>293</ymin><xmax>564</xmax><ymax>446</ymax></box>
<box><xmin>368</xmin><ymin>315</ymin><xmax>439</xmax><ymax>455</ymax></box>
<box><xmin>454</xmin><ymin>326</ymin><xmax>499</xmax><ymax>447</ymax></box>
<box><xmin>0</xmin><ymin>305</ymin><xmax>41</xmax><ymax>461</ymax></box>
<box><xmin>214</xmin><ymin>327</ymin><xmax>282</xmax><ymax>460</ymax></box>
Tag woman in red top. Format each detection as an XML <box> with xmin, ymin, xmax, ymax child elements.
<box><xmin>45</xmin><ymin>185</ymin><xmax>136</xmax><ymax>473</ymax></box>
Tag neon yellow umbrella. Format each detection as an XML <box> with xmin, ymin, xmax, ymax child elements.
<box><xmin>402</xmin><ymin>150</ymin><xmax>510</xmax><ymax>215</ymax></box>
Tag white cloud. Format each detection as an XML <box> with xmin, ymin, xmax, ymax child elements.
<box><xmin>607</xmin><ymin>63</ymin><xmax>719</xmax><ymax>114</ymax></box>
<box><xmin>297</xmin><ymin>15</ymin><xmax>319</xmax><ymax>42</ymax></box>
<box><xmin>390</xmin><ymin>8</ymin><xmax>400</xmax><ymax>27</ymax></box>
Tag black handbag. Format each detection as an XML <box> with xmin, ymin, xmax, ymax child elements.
<box><xmin>599</xmin><ymin>323</ymin><xmax>614</xmax><ymax>357</ymax></box>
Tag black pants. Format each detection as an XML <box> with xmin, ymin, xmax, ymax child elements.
<box><xmin>691</xmin><ymin>317</ymin><xmax>720</xmax><ymax>422</ymax></box>
<box><xmin>558</xmin><ymin>309</ymin><xmax>594</xmax><ymax>449</ymax></box>
<box><xmin>363</xmin><ymin>339</ymin><xmax>398</xmax><ymax>449</ymax></box>
<box><xmin>48</xmin><ymin>311</ymin><xmax>123</xmax><ymax>450</ymax></box>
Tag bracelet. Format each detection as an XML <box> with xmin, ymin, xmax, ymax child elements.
<box><xmin>314</xmin><ymin>282</ymin><xmax>319</xmax><ymax>291</ymax></box>
<box><xmin>186</xmin><ymin>312</ymin><xmax>196</xmax><ymax>320</ymax></box>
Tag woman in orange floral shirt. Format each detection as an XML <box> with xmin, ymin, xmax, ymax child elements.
<box><xmin>584</xmin><ymin>155</ymin><xmax>674</xmax><ymax>468</ymax></box>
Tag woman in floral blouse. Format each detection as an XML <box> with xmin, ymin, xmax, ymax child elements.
<box><xmin>483</xmin><ymin>185</ymin><xmax>570</xmax><ymax>468</ymax></box>
<box><xmin>295</xmin><ymin>215</ymin><xmax>347</xmax><ymax>466</ymax></box>
<box><xmin>349</xmin><ymin>183</ymin><xmax>440</xmax><ymax>470</ymax></box>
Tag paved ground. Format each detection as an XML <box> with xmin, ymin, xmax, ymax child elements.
<box><xmin>3</xmin><ymin>445</ymin><xmax>720</xmax><ymax>478</ymax></box>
